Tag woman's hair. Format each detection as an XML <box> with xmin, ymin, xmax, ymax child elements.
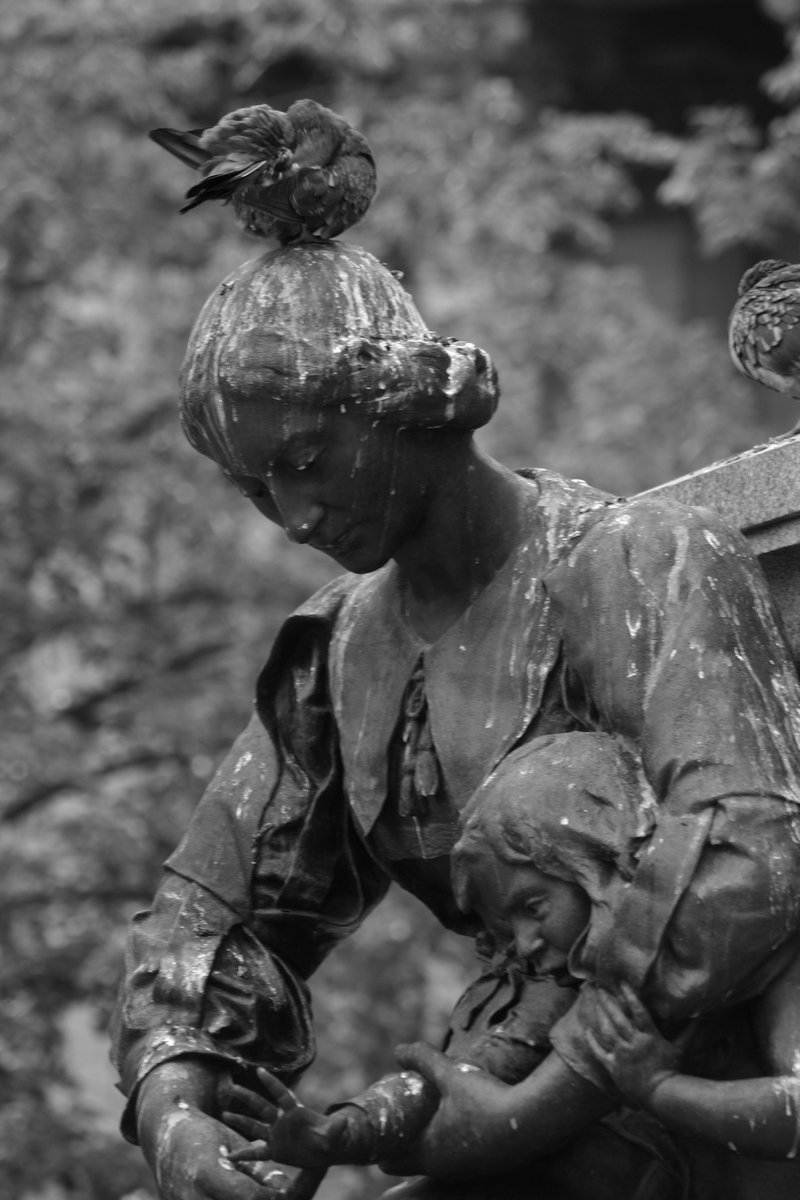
<box><xmin>453</xmin><ymin>732</ymin><xmax>657</xmax><ymax>916</ymax></box>
<box><xmin>179</xmin><ymin>241</ymin><xmax>499</xmax><ymax>461</ymax></box>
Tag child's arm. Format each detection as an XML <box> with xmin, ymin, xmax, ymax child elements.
<box><xmin>223</xmin><ymin>1066</ymin><xmax>439</xmax><ymax>1170</ymax></box>
<box><xmin>223</xmin><ymin>972</ymin><xmax>594</xmax><ymax>1179</ymax></box>
<box><xmin>223</xmin><ymin>1040</ymin><xmax>613</xmax><ymax>1181</ymax></box>
<box><xmin>588</xmin><ymin>984</ymin><xmax>800</xmax><ymax>1160</ymax></box>
<box><xmin>381</xmin><ymin>1042</ymin><xmax>614</xmax><ymax>1179</ymax></box>
<box><xmin>224</xmin><ymin>969</ymin><xmax>574</xmax><ymax>1175</ymax></box>
<box><xmin>223</xmin><ymin>1069</ymin><xmax>377</xmax><ymax>1169</ymax></box>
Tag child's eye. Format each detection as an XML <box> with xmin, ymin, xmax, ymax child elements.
<box><xmin>525</xmin><ymin>898</ymin><xmax>545</xmax><ymax>916</ymax></box>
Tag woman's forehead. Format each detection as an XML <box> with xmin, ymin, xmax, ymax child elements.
<box><xmin>197</xmin><ymin>393</ymin><xmax>334</xmax><ymax>470</ymax></box>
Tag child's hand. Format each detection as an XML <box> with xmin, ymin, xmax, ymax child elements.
<box><xmin>222</xmin><ymin>1068</ymin><xmax>352</xmax><ymax>1171</ymax></box>
<box><xmin>585</xmin><ymin>983</ymin><xmax>682</xmax><ymax>1108</ymax></box>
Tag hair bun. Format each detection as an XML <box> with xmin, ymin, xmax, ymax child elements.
<box><xmin>335</xmin><ymin>333</ymin><xmax>498</xmax><ymax>428</ymax></box>
<box><xmin>180</xmin><ymin>242</ymin><xmax>499</xmax><ymax>452</ymax></box>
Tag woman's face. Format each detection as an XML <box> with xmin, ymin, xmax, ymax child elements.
<box><xmin>203</xmin><ymin>395</ymin><xmax>433</xmax><ymax>573</ymax></box>
<box><xmin>469</xmin><ymin>855</ymin><xmax>590</xmax><ymax>979</ymax></box>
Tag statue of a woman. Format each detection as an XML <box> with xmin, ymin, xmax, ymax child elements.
<box><xmin>111</xmin><ymin>240</ymin><xmax>800</xmax><ymax>1199</ymax></box>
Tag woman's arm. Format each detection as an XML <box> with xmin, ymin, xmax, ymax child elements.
<box><xmin>646</xmin><ymin>1074</ymin><xmax>800</xmax><ymax>1160</ymax></box>
<box><xmin>588</xmin><ymin>985</ymin><xmax>800</xmax><ymax>1161</ymax></box>
<box><xmin>112</xmin><ymin>618</ymin><xmax>389</xmax><ymax>1157</ymax></box>
<box><xmin>110</xmin><ymin>716</ymin><xmax>321</xmax><ymax>1137</ymax></box>
<box><xmin>134</xmin><ymin>1057</ymin><xmax>276</xmax><ymax>1200</ymax></box>
<box><xmin>546</xmin><ymin>498</ymin><xmax>800</xmax><ymax>1024</ymax></box>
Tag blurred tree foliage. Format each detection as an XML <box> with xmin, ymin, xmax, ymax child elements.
<box><xmin>2</xmin><ymin>1</ymin><xmax>799</xmax><ymax>1197</ymax></box>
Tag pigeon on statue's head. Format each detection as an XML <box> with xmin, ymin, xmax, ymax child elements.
<box><xmin>149</xmin><ymin>99</ymin><xmax>377</xmax><ymax>245</ymax></box>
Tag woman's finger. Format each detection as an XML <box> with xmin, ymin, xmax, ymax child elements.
<box><xmin>590</xmin><ymin>997</ymin><xmax>620</xmax><ymax>1048</ymax></box>
<box><xmin>394</xmin><ymin>1042</ymin><xmax>459</xmax><ymax>1091</ymax></box>
<box><xmin>228</xmin><ymin>1137</ymin><xmax>272</xmax><ymax>1164</ymax></box>
<box><xmin>585</xmin><ymin>1029</ymin><xmax>612</xmax><ymax>1066</ymax></box>
<box><xmin>233</xmin><ymin>1160</ymin><xmax>292</xmax><ymax>1192</ymax></box>
<box><xmin>595</xmin><ymin>988</ymin><xmax>632</xmax><ymax>1038</ymax></box>
<box><xmin>618</xmin><ymin>982</ymin><xmax>653</xmax><ymax>1030</ymax></box>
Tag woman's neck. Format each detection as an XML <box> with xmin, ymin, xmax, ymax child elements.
<box><xmin>394</xmin><ymin>448</ymin><xmax>530</xmax><ymax>643</ymax></box>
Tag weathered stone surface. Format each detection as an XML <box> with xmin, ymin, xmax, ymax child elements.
<box><xmin>642</xmin><ymin>435</ymin><xmax>800</xmax><ymax>660</ymax></box>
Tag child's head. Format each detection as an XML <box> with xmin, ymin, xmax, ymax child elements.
<box><xmin>453</xmin><ymin>732</ymin><xmax>654</xmax><ymax>978</ymax></box>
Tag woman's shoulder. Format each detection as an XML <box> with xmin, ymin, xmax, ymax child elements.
<box><xmin>519</xmin><ymin>468</ymin><xmax>740</xmax><ymax>552</ymax></box>
<box><xmin>516</xmin><ymin>466</ymin><xmax>619</xmax><ymax>514</ymax></box>
<box><xmin>546</xmin><ymin>488</ymin><xmax>759</xmax><ymax>614</ymax></box>
<box><xmin>514</xmin><ymin>467</ymin><xmax>622</xmax><ymax>567</ymax></box>
<box><xmin>585</xmin><ymin>491</ymin><xmax>749</xmax><ymax>562</ymax></box>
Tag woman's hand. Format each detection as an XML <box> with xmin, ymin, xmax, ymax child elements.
<box><xmin>585</xmin><ymin>983</ymin><xmax>681</xmax><ymax>1108</ymax></box>
<box><xmin>378</xmin><ymin>1043</ymin><xmax>515</xmax><ymax>1180</ymax></box>
<box><xmin>136</xmin><ymin>1059</ymin><xmax>322</xmax><ymax>1199</ymax></box>
<box><xmin>223</xmin><ymin>1068</ymin><xmax>352</xmax><ymax>1171</ymax></box>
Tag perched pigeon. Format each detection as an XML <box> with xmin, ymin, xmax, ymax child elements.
<box><xmin>729</xmin><ymin>258</ymin><xmax>800</xmax><ymax>408</ymax></box>
<box><xmin>149</xmin><ymin>99</ymin><xmax>376</xmax><ymax>244</ymax></box>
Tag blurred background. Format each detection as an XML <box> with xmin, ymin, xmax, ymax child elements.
<box><xmin>4</xmin><ymin>0</ymin><xmax>800</xmax><ymax>1196</ymax></box>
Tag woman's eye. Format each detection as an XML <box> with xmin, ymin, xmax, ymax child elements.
<box><xmin>240</xmin><ymin>477</ymin><xmax>270</xmax><ymax>498</ymax></box>
<box><xmin>220</xmin><ymin>469</ymin><xmax>269</xmax><ymax>498</ymax></box>
<box><xmin>286</xmin><ymin>451</ymin><xmax>320</xmax><ymax>474</ymax></box>
<box><xmin>524</xmin><ymin>898</ymin><xmax>545</xmax><ymax>916</ymax></box>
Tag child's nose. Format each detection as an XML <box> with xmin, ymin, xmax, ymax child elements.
<box><xmin>514</xmin><ymin>921</ymin><xmax>546</xmax><ymax>963</ymax></box>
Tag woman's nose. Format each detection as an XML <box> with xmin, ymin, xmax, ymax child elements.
<box><xmin>270</xmin><ymin>482</ymin><xmax>325</xmax><ymax>543</ymax></box>
<box><xmin>286</xmin><ymin>508</ymin><xmax>325</xmax><ymax>544</ymax></box>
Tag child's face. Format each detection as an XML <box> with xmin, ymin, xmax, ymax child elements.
<box><xmin>470</xmin><ymin>857</ymin><xmax>590</xmax><ymax>979</ymax></box>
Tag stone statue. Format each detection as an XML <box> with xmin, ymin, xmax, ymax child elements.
<box><xmin>111</xmin><ymin>239</ymin><xmax>800</xmax><ymax>1200</ymax></box>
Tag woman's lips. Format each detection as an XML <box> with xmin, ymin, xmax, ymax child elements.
<box><xmin>313</xmin><ymin>527</ymin><xmax>354</xmax><ymax>554</ymax></box>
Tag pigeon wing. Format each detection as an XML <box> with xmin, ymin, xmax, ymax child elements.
<box><xmin>149</xmin><ymin>127</ymin><xmax>209</xmax><ymax>170</ymax></box>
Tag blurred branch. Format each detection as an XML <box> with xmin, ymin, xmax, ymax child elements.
<box><xmin>2</xmin><ymin>748</ymin><xmax>189</xmax><ymax>823</ymax></box>
<box><xmin>58</xmin><ymin>638</ymin><xmax>229</xmax><ymax>728</ymax></box>
<box><xmin>1</xmin><ymin>884</ymin><xmax>150</xmax><ymax>909</ymax></box>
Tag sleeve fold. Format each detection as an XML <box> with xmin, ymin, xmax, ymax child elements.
<box><xmin>110</xmin><ymin>608</ymin><xmax>390</xmax><ymax>1142</ymax></box>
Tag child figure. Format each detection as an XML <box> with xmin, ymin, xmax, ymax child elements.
<box><xmin>225</xmin><ymin>731</ymin><xmax>800</xmax><ymax>1191</ymax></box>
<box><xmin>446</xmin><ymin>731</ymin><xmax>800</xmax><ymax>1164</ymax></box>
<box><xmin>223</xmin><ymin>733</ymin><xmax>695</xmax><ymax>1197</ymax></box>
